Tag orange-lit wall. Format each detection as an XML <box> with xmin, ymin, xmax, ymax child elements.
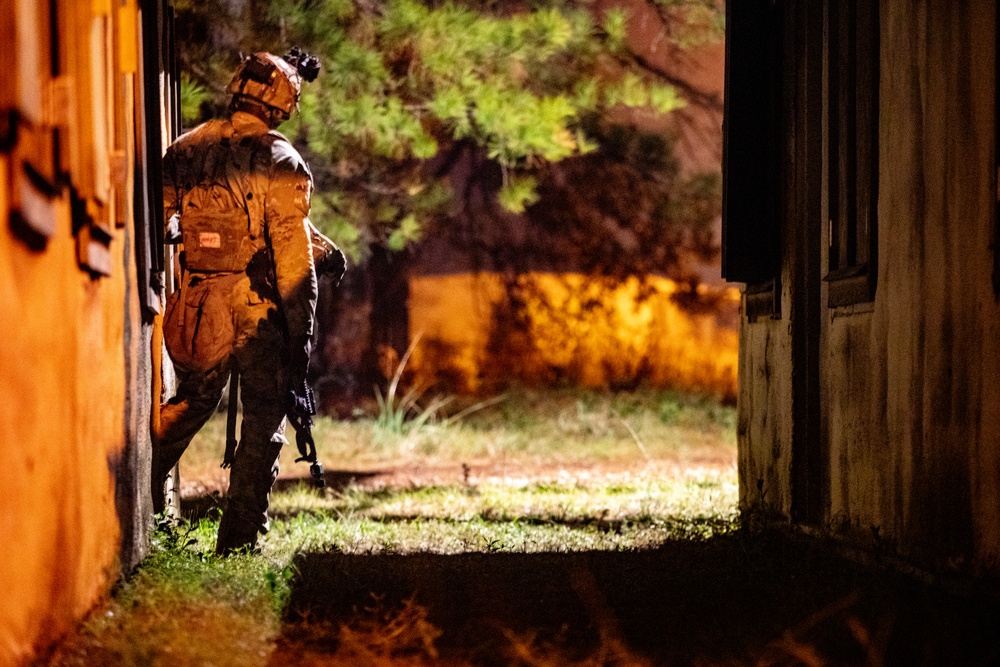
<box><xmin>408</xmin><ymin>273</ymin><xmax>738</xmax><ymax>397</ymax></box>
<box><xmin>0</xmin><ymin>1</ymin><xmax>157</xmax><ymax>663</ymax></box>
<box><xmin>0</xmin><ymin>157</ymin><xmax>129</xmax><ymax>665</ymax></box>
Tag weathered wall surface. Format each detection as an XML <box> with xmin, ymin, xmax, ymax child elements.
<box><xmin>0</xmin><ymin>1</ymin><xmax>157</xmax><ymax>661</ymax></box>
<box><xmin>118</xmin><ymin>186</ymin><xmax>155</xmax><ymax>575</ymax></box>
<box><xmin>741</xmin><ymin>0</ymin><xmax>1000</xmax><ymax>572</ymax></box>
<box><xmin>738</xmin><ymin>279</ymin><xmax>793</xmax><ymax>517</ymax></box>
<box><xmin>0</xmin><ymin>161</ymin><xmax>138</xmax><ymax>663</ymax></box>
<box><xmin>822</xmin><ymin>1</ymin><xmax>1000</xmax><ymax>569</ymax></box>
<box><xmin>408</xmin><ymin>273</ymin><xmax>738</xmax><ymax>397</ymax></box>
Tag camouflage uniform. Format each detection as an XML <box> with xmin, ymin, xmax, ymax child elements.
<box><xmin>154</xmin><ymin>55</ymin><xmax>321</xmax><ymax>554</ymax></box>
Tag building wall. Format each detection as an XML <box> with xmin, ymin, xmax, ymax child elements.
<box><xmin>737</xmin><ymin>281</ymin><xmax>793</xmax><ymax>517</ymax></box>
<box><xmin>0</xmin><ymin>1</ymin><xmax>160</xmax><ymax>663</ymax></box>
<box><xmin>739</xmin><ymin>0</ymin><xmax>1000</xmax><ymax>573</ymax></box>
<box><xmin>407</xmin><ymin>273</ymin><xmax>739</xmax><ymax>397</ymax></box>
<box><xmin>823</xmin><ymin>0</ymin><xmax>1000</xmax><ymax>569</ymax></box>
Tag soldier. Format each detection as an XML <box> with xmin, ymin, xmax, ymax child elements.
<box><xmin>153</xmin><ymin>50</ymin><xmax>344</xmax><ymax>554</ymax></box>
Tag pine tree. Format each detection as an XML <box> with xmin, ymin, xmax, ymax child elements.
<box><xmin>175</xmin><ymin>0</ymin><xmax>723</xmax><ymax>263</ymax></box>
<box><xmin>174</xmin><ymin>0</ymin><xmax>725</xmax><ymax>392</ymax></box>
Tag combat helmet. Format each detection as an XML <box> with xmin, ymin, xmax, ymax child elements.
<box><xmin>227</xmin><ymin>48</ymin><xmax>320</xmax><ymax>124</ymax></box>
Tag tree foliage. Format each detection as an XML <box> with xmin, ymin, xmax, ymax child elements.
<box><xmin>174</xmin><ymin>0</ymin><xmax>723</xmax><ymax>266</ymax></box>
<box><xmin>526</xmin><ymin>120</ymin><xmax>721</xmax><ymax>282</ymax></box>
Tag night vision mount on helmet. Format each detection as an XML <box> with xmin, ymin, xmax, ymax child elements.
<box><xmin>283</xmin><ymin>47</ymin><xmax>321</xmax><ymax>84</ymax></box>
<box><xmin>226</xmin><ymin>48</ymin><xmax>321</xmax><ymax>123</ymax></box>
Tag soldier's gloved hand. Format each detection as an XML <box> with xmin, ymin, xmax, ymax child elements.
<box><xmin>288</xmin><ymin>335</ymin><xmax>312</xmax><ymax>388</ymax></box>
<box><xmin>165</xmin><ymin>213</ymin><xmax>182</xmax><ymax>244</ymax></box>
<box><xmin>316</xmin><ymin>246</ymin><xmax>346</xmax><ymax>285</ymax></box>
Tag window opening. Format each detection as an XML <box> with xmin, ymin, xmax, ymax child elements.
<box><xmin>825</xmin><ymin>0</ymin><xmax>878</xmax><ymax>307</ymax></box>
<box><xmin>722</xmin><ymin>0</ymin><xmax>784</xmax><ymax>319</ymax></box>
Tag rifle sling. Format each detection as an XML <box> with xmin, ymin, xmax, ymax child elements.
<box><xmin>223</xmin><ymin>368</ymin><xmax>239</xmax><ymax>467</ymax></box>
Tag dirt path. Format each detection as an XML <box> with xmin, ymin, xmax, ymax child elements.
<box><xmin>183</xmin><ymin>454</ymin><xmax>737</xmax><ymax>501</ymax></box>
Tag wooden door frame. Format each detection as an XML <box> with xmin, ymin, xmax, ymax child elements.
<box><xmin>789</xmin><ymin>0</ymin><xmax>828</xmax><ymax>525</ymax></box>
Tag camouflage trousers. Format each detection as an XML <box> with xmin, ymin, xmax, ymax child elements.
<box><xmin>154</xmin><ymin>271</ymin><xmax>290</xmax><ymax>554</ymax></box>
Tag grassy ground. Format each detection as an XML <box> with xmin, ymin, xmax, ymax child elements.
<box><xmin>177</xmin><ymin>387</ymin><xmax>737</xmax><ymax>498</ymax></box>
<box><xmin>50</xmin><ymin>388</ymin><xmax>740</xmax><ymax>666</ymax></box>
<box><xmin>47</xmin><ymin>389</ymin><xmax>1000</xmax><ymax>666</ymax></box>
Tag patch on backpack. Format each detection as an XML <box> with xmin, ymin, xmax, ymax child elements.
<box><xmin>198</xmin><ymin>231</ymin><xmax>222</xmax><ymax>249</ymax></box>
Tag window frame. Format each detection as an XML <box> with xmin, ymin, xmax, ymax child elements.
<box><xmin>4</xmin><ymin>0</ymin><xmax>61</xmax><ymax>244</ymax></box>
<box><xmin>824</xmin><ymin>0</ymin><xmax>879</xmax><ymax>307</ymax></box>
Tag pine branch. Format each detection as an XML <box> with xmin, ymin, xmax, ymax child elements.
<box><xmin>626</xmin><ymin>52</ymin><xmax>723</xmax><ymax>113</ymax></box>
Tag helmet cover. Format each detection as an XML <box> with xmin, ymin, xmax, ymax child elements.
<box><xmin>226</xmin><ymin>52</ymin><xmax>302</xmax><ymax>116</ymax></box>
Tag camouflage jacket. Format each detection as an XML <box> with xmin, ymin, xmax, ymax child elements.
<box><xmin>163</xmin><ymin>111</ymin><xmax>318</xmax><ymax>341</ymax></box>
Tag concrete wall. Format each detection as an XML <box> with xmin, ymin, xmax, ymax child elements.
<box><xmin>0</xmin><ymin>1</ymin><xmax>157</xmax><ymax>662</ymax></box>
<box><xmin>739</xmin><ymin>0</ymin><xmax>1000</xmax><ymax>573</ymax></box>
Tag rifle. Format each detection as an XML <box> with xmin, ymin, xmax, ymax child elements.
<box><xmin>287</xmin><ymin>378</ymin><xmax>326</xmax><ymax>488</ymax></box>
<box><xmin>222</xmin><ymin>369</ymin><xmax>326</xmax><ymax>489</ymax></box>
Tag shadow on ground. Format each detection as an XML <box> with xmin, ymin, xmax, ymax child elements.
<box><xmin>273</xmin><ymin>532</ymin><xmax>1000</xmax><ymax>666</ymax></box>
<box><xmin>179</xmin><ymin>470</ymin><xmax>386</xmax><ymax>520</ymax></box>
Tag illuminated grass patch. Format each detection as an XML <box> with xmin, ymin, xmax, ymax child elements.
<box><xmin>52</xmin><ymin>389</ymin><xmax>738</xmax><ymax>666</ymax></box>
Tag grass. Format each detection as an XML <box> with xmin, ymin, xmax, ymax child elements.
<box><xmin>50</xmin><ymin>524</ymin><xmax>290</xmax><ymax>666</ymax></box>
<box><xmin>177</xmin><ymin>387</ymin><xmax>737</xmax><ymax>493</ymax></box>
<box><xmin>266</xmin><ymin>472</ymin><xmax>738</xmax><ymax>555</ymax></box>
<box><xmin>51</xmin><ymin>475</ymin><xmax>738</xmax><ymax>666</ymax></box>
<box><xmin>49</xmin><ymin>389</ymin><xmax>1000</xmax><ymax>665</ymax></box>
<box><xmin>50</xmin><ymin>388</ymin><xmax>738</xmax><ymax>667</ymax></box>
